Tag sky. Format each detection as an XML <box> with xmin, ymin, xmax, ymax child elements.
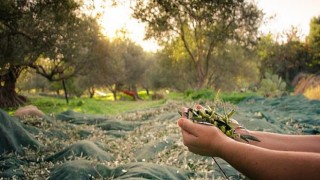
<box><xmin>97</xmin><ymin>1</ymin><xmax>160</xmax><ymax>52</ymax></box>
<box><xmin>257</xmin><ymin>0</ymin><xmax>320</xmax><ymax>38</ymax></box>
<box><xmin>98</xmin><ymin>0</ymin><xmax>320</xmax><ymax>52</ymax></box>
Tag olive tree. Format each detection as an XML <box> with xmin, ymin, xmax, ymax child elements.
<box><xmin>106</xmin><ymin>37</ymin><xmax>147</xmax><ymax>100</ymax></box>
<box><xmin>133</xmin><ymin>0</ymin><xmax>263</xmax><ymax>89</ymax></box>
<box><xmin>0</xmin><ymin>0</ymin><xmax>100</xmax><ymax>108</ymax></box>
<box><xmin>306</xmin><ymin>16</ymin><xmax>320</xmax><ymax>73</ymax></box>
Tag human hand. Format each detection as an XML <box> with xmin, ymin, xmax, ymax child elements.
<box><xmin>178</xmin><ymin>108</ymin><xmax>232</xmax><ymax>157</ymax></box>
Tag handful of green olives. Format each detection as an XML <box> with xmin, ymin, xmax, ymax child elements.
<box><xmin>179</xmin><ymin>105</ymin><xmax>260</xmax><ymax>142</ymax></box>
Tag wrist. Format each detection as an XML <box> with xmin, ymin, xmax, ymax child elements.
<box><xmin>213</xmin><ymin>136</ymin><xmax>235</xmax><ymax>158</ymax></box>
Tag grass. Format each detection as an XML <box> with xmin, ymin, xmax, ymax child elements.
<box><xmin>26</xmin><ymin>95</ymin><xmax>166</xmax><ymax>115</ymax></box>
<box><xmin>219</xmin><ymin>92</ymin><xmax>260</xmax><ymax>104</ymax></box>
<box><xmin>19</xmin><ymin>90</ymin><xmax>259</xmax><ymax>115</ymax></box>
<box><xmin>184</xmin><ymin>89</ymin><xmax>260</xmax><ymax>104</ymax></box>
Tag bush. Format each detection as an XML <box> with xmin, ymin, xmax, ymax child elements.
<box><xmin>186</xmin><ymin>89</ymin><xmax>216</xmax><ymax>100</ymax></box>
<box><xmin>258</xmin><ymin>72</ymin><xmax>287</xmax><ymax>97</ymax></box>
<box><xmin>183</xmin><ymin>89</ymin><xmax>259</xmax><ymax>104</ymax></box>
<box><xmin>220</xmin><ymin>92</ymin><xmax>258</xmax><ymax>104</ymax></box>
<box><xmin>304</xmin><ymin>86</ymin><xmax>320</xmax><ymax>100</ymax></box>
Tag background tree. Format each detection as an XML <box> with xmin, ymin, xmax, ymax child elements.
<box><xmin>133</xmin><ymin>0</ymin><xmax>263</xmax><ymax>89</ymax></box>
<box><xmin>74</xmin><ymin>31</ymin><xmax>148</xmax><ymax>101</ymax></box>
<box><xmin>28</xmin><ymin>16</ymin><xmax>101</xmax><ymax>103</ymax></box>
<box><xmin>29</xmin><ymin>17</ymin><xmax>101</xmax><ymax>81</ymax></box>
<box><xmin>0</xmin><ymin>0</ymin><xmax>99</xmax><ymax>108</ymax></box>
<box><xmin>149</xmin><ymin>35</ymin><xmax>260</xmax><ymax>92</ymax></box>
<box><xmin>149</xmin><ymin>39</ymin><xmax>197</xmax><ymax>91</ymax></box>
<box><xmin>75</xmin><ymin>37</ymin><xmax>112</xmax><ymax>98</ymax></box>
<box><xmin>209</xmin><ymin>43</ymin><xmax>259</xmax><ymax>91</ymax></box>
<box><xmin>258</xmin><ymin>29</ymin><xmax>310</xmax><ymax>85</ymax></box>
<box><xmin>104</xmin><ymin>37</ymin><xmax>128</xmax><ymax>100</ymax></box>
<box><xmin>306</xmin><ymin>16</ymin><xmax>320</xmax><ymax>73</ymax></box>
<box><xmin>16</xmin><ymin>69</ymin><xmax>49</xmax><ymax>93</ymax></box>
<box><xmin>139</xmin><ymin>52</ymin><xmax>157</xmax><ymax>95</ymax></box>
<box><xmin>122</xmin><ymin>41</ymin><xmax>147</xmax><ymax>99</ymax></box>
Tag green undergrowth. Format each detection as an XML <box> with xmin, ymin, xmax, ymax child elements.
<box><xmin>25</xmin><ymin>95</ymin><xmax>166</xmax><ymax>115</ymax></box>
<box><xmin>8</xmin><ymin>89</ymin><xmax>259</xmax><ymax>116</ymax></box>
<box><xmin>184</xmin><ymin>89</ymin><xmax>260</xmax><ymax>104</ymax></box>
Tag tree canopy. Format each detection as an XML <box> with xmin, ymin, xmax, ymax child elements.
<box><xmin>0</xmin><ymin>0</ymin><xmax>100</xmax><ymax>107</ymax></box>
<box><xmin>306</xmin><ymin>16</ymin><xmax>320</xmax><ymax>72</ymax></box>
<box><xmin>1</xmin><ymin>0</ymin><xmax>319</xmax><ymax>107</ymax></box>
<box><xmin>133</xmin><ymin>0</ymin><xmax>263</xmax><ymax>89</ymax></box>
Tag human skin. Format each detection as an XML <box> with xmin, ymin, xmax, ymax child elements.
<box><xmin>178</xmin><ymin>117</ymin><xmax>320</xmax><ymax>180</ymax></box>
<box><xmin>246</xmin><ymin>130</ymin><xmax>320</xmax><ymax>153</ymax></box>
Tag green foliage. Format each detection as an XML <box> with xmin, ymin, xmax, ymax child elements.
<box><xmin>18</xmin><ymin>89</ymin><xmax>259</xmax><ymax>116</ymax></box>
<box><xmin>165</xmin><ymin>91</ymin><xmax>184</xmax><ymax>100</ymax></box>
<box><xmin>76</xmin><ymin>100</ymin><xmax>85</xmax><ymax>106</ymax></box>
<box><xmin>186</xmin><ymin>89</ymin><xmax>216</xmax><ymax>100</ymax></box>
<box><xmin>148</xmin><ymin>50</ymin><xmax>195</xmax><ymax>91</ymax></box>
<box><xmin>0</xmin><ymin>0</ymin><xmax>102</xmax><ymax>108</ymax></box>
<box><xmin>137</xmin><ymin>90</ymin><xmax>152</xmax><ymax>100</ymax></box>
<box><xmin>211</xmin><ymin>43</ymin><xmax>260</xmax><ymax>91</ymax></box>
<box><xmin>133</xmin><ymin>0</ymin><xmax>263</xmax><ymax>89</ymax></box>
<box><xmin>219</xmin><ymin>93</ymin><xmax>260</xmax><ymax>104</ymax></box>
<box><xmin>258</xmin><ymin>72</ymin><xmax>287</xmax><ymax>97</ymax></box>
<box><xmin>26</xmin><ymin>95</ymin><xmax>166</xmax><ymax>115</ymax></box>
<box><xmin>118</xmin><ymin>90</ymin><xmax>154</xmax><ymax>101</ymax></box>
<box><xmin>182</xmin><ymin>106</ymin><xmax>260</xmax><ymax>142</ymax></box>
<box><xmin>95</xmin><ymin>37</ymin><xmax>149</xmax><ymax>98</ymax></box>
<box><xmin>151</xmin><ymin>38</ymin><xmax>260</xmax><ymax>92</ymax></box>
<box><xmin>184</xmin><ymin>89</ymin><xmax>258</xmax><ymax>104</ymax></box>
<box><xmin>16</xmin><ymin>69</ymin><xmax>50</xmax><ymax>92</ymax></box>
<box><xmin>306</xmin><ymin>16</ymin><xmax>320</xmax><ymax>72</ymax></box>
<box><xmin>257</xmin><ymin>30</ymin><xmax>310</xmax><ymax>85</ymax></box>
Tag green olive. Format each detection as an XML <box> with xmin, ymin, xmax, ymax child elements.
<box><xmin>226</xmin><ymin>130</ymin><xmax>232</xmax><ymax>137</ymax></box>
<box><xmin>220</xmin><ymin>126</ymin><xmax>226</xmax><ymax>133</ymax></box>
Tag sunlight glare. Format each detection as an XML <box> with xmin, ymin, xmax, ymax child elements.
<box><xmin>93</xmin><ymin>0</ymin><xmax>320</xmax><ymax>50</ymax></box>
<box><xmin>97</xmin><ymin>1</ymin><xmax>160</xmax><ymax>52</ymax></box>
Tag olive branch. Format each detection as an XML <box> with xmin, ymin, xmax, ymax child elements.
<box><xmin>179</xmin><ymin>103</ymin><xmax>260</xmax><ymax>179</ymax></box>
<box><xmin>179</xmin><ymin>105</ymin><xmax>260</xmax><ymax>142</ymax></box>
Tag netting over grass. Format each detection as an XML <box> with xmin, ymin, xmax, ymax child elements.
<box><xmin>0</xmin><ymin>95</ymin><xmax>319</xmax><ymax>179</ymax></box>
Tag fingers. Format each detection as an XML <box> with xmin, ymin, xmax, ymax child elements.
<box><xmin>195</xmin><ymin>104</ymin><xmax>204</xmax><ymax>110</ymax></box>
<box><xmin>180</xmin><ymin>107</ymin><xmax>189</xmax><ymax>118</ymax></box>
<box><xmin>181</xmin><ymin>129</ymin><xmax>212</xmax><ymax>156</ymax></box>
<box><xmin>180</xmin><ymin>128</ymin><xmax>199</xmax><ymax>146</ymax></box>
<box><xmin>178</xmin><ymin>118</ymin><xmax>201</xmax><ymax>145</ymax></box>
<box><xmin>178</xmin><ymin>118</ymin><xmax>208</xmax><ymax>137</ymax></box>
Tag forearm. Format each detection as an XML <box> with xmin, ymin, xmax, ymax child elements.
<box><xmin>246</xmin><ymin>131</ymin><xmax>320</xmax><ymax>153</ymax></box>
<box><xmin>219</xmin><ymin>139</ymin><xmax>320</xmax><ymax>180</ymax></box>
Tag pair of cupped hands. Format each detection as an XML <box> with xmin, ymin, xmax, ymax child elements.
<box><xmin>178</xmin><ymin>105</ymin><xmax>235</xmax><ymax>157</ymax></box>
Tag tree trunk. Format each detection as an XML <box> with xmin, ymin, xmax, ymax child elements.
<box><xmin>195</xmin><ymin>60</ymin><xmax>207</xmax><ymax>89</ymax></box>
<box><xmin>88</xmin><ymin>87</ymin><xmax>95</xmax><ymax>98</ymax></box>
<box><xmin>196</xmin><ymin>73</ymin><xmax>207</xmax><ymax>90</ymax></box>
<box><xmin>0</xmin><ymin>66</ymin><xmax>26</xmax><ymax>108</ymax></box>
<box><xmin>62</xmin><ymin>79</ymin><xmax>69</xmax><ymax>104</ymax></box>
<box><xmin>106</xmin><ymin>84</ymin><xmax>118</xmax><ymax>101</ymax></box>
<box><xmin>112</xmin><ymin>90</ymin><xmax>117</xmax><ymax>101</ymax></box>
<box><xmin>131</xmin><ymin>85</ymin><xmax>142</xmax><ymax>101</ymax></box>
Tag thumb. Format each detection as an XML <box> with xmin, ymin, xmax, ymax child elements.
<box><xmin>178</xmin><ymin>118</ymin><xmax>202</xmax><ymax>136</ymax></box>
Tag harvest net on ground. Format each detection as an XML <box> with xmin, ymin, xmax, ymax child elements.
<box><xmin>0</xmin><ymin>95</ymin><xmax>319</xmax><ymax>179</ymax></box>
